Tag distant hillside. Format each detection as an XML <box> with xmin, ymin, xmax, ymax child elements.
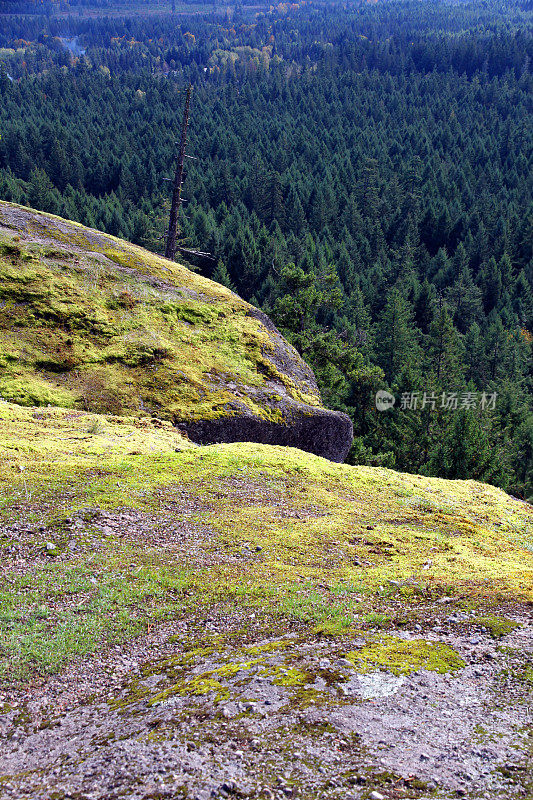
<box><xmin>0</xmin><ymin>201</ymin><xmax>352</xmax><ymax>461</ymax></box>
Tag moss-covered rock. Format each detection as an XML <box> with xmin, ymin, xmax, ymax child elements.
<box><xmin>0</xmin><ymin>202</ymin><xmax>352</xmax><ymax>461</ymax></box>
<box><xmin>0</xmin><ymin>398</ymin><xmax>532</xmax><ymax>682</ymax></box>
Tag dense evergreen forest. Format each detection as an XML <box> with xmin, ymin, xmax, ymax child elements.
<box><xmin>0</xmin><ymin>0</ymin><xmax>532</xmax><ymax>497</ymax></box>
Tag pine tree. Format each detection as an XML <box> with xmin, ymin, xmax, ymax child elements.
<box><xmin>426</xmin><ymin>408</ymin><xmax>504</xmax><ymax>484</ymax></box>
<box><xmin>230</xmin><ymin>224</ymin><xmax>261</xmax><ymax>297</ymax></box>
<box><xmin>27</xmin><ymin>168</ymin><xmax>58</xmax><ymax>214</ymax></box>
<box><xmin>414</xmin><ymin>279</ymin><xmax>436</xmax><ymax>334</ymax></box>
<box><xmin>286</xmin><ymin>185</ymin><xmax>306</xmax><ymax>235</ymax></box>
<box><xmin>464</xmin><ymin>322</ymin><xmax>488</xmax><ymax>385</ymax></box>
<box><xmin>264</xmin><ymin>172</ymin><xmax>285</xmax><ymax>228</ymax></box>
<box><xmin>446</xmin><ymin>264</ymin><xmax>483</xmax><ymax>333</ymax></box>
<box><xmin>375</xmin><ymin>288</ymin><xmax>419</xmax><ymax>384</ymax></box>
<box><xmin>511</xmin><ymin>416</ymin><xmax>533</xmax><ymax>500</ymax></box>
<box><xmin>212</xmin><ymin>259</ymin><xmax>236</xmax><ymax>292</ymax></box>
<box><xmin>480</xmin><ymin>256</ymin><xmax>502</xmax><ymax>313</ymax></box>
<box><xmin>427</xmin><ymin>302</ymin><xmax>465</xmax><ymax>387</ymax></box>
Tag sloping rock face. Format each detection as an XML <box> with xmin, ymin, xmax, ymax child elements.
<box><xmin>0</xmin><ymin>202</ymin><xmax>353</xmax><ymax>461</ymax></box>
<box><xmin>179</xmin><ymin>307</ymin><xmax>353</xmax><ymax>461</ymax></box>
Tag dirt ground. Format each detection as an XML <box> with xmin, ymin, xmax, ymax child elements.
<box><xmin>0</xmin><ymin>604</ymin><xmax>531</xmax><ymax>800</ymax></box>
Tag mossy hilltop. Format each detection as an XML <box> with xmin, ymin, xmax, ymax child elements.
<box><xmin>0</xmin><ymin>202</ymin><xmax>531</xmax><ymax>688</ymax></box>
<box><xmin>0</xmin><ymin>201</ymin><xmax>352</xmax><ymax>461</ymax></box>
<box><xmin>1</xmin><ymin>399</ymin><xmax>532</xmax><ymax>682</ymax></box>
<box><xmin>0</xmin><ymin>205</ymin><xmax>532</xmax><ymax>799</ymax></box>
<box><xmin>1</xmin><ymin>401</ymin><xmax>532</xmax><ymax>799</ymax></box>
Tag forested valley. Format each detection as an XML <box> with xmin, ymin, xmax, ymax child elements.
<box><xmin>0</xmin><ymin>0</ymin><xmax>532</xmax><ymax>497</ymax></box>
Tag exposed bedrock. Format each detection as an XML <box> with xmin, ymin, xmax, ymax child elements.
<box><xmin>178</xmin><ymin>405</ymin><xmax>354</xmax><ymax>463</ymax></box>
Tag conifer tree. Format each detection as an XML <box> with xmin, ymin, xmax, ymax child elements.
<box><xmin>375</xmin><ymin>288</ymin><xmax>419</xmax><ymax>384</ymax></box>
<box><xmin>212</xmin><ymin>259</ymin><xmax>236</xmax><ymax>292</ymax></box>
<box><xmin>427</xmin><ymin>302</ymin><xmax>465</xmax><ymax>387</ymax></box>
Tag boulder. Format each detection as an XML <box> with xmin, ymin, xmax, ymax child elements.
<box><xmin>0</xmin><ymin>202</ymin><xmax>353</xmax><ymax>462</ymax></box>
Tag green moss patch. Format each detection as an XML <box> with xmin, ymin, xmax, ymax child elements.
<box><xmin>472</xmin><ymin>615</ymin><xmax>519</xmax><ymax>639</ymax></box>
<box><xmin>0</xmin><ymin>377</ymin><xmax>76</xmax><ymax>408</ymax></box>
<box><xmin>345</xmin><ymin>636</ymin><xmax>466</xmax><ymax>675</ymax></box>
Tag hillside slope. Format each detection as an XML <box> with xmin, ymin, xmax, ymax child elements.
<box><xmin>0</xmin><ymin>201</ymin><xmax>352</xmax><ymax>461</ymax></box>
<box><xmin>0</xmin><ymin>401</ymin><xmax>532</xmax><ymax>799</ymax></box>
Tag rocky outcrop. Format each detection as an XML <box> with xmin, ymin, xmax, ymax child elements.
<box><xmin>179</xmin><ymin>306</ymin><xmax>354</xmax><ymax>462</ymax></box>
<box><xmin>180</xmin><ymin>404</ymin><xmax>354</xmax><ymax>463</ymax></box>
<box><xmin>0</xmin><ymin>202</ymin><xmax>353</xmax><ymax>461</ymax></box>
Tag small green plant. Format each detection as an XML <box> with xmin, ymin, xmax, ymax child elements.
<box><xmin>87</xmin><ymin>417</ymin><xmax>106</xmax><ymax>435</ymax></box>
<box><xmin>364</xmin><ymin>612</ymin><xmax>392</xmax><ymax>629</ymax></box>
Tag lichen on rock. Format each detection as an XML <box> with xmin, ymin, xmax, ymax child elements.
<box><xmin>0</xmin><ymin>201</ymin><xmax>353</xmax><ymax>461</ymax></box>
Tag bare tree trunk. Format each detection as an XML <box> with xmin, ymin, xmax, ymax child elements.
<box><xmin>165</xmin><ymin>84</ymin><xmax>192</xmax><ymax>261</ymax></box>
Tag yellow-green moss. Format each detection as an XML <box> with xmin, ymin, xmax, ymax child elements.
<box><xmin>151</xmin><ymin>676</ymin><xmax>231</xmax><ymax>704</ymax></box>
<box><xmin>0</xmin><ymin>399</ymin><xmax>532</xmax><ymax>682</ymax></box>
<box><xmin>214</xmin><ymin>659</ymin><xmax>262</xmax><ymax>678</ymax></box>
<box><xmin>148</xmin><ymin>660</ymin><xmax>263</xmax><ymax>705</ymax></box>
<box><xmin>473</xmin><ymin>615</ymin><xmax>519</xmax><ymax>639</ymax></box>
<box><xmin>312</xmin><ymin>620</ymin><xmax>355</xmax><ymax>637</ymax></box>
<box><xmin>345</xmin><ymin>636</ymin><xmax>465</xmax><ymax>675</ymax></box>
<box><xmin>261</xmin><ymin>664</ymin><xmax>311</xmax><ymax>687</ymax></box>
<box><xmin>0</xmin><ymin>402</ymin><xmax>194</xmax><ymax>465</ymax></box>
<box><xmin>0</xmin><ymin>202</ymin><xmax>322</xmax><ymax>424</ymax></box>
<box><xmin>243</xmin><ymin>640</ymin><xmax>294</xmax><ymax>655</ymax></box>
<box><xmin>0</xmin><ymin>378</ymin><xmax>76</xmax><ymax>408</ymax></box>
